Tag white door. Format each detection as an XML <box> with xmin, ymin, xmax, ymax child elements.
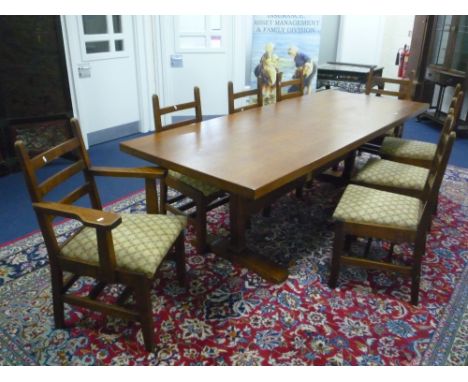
<box><xmin>158</xmin><ymin>16</ymin><xmax>237</xmax><ymax>117</ymax></box>
<box><xmin>62</xmin><ymin>15</ymin><xmax>140</xmax><ymax>146</ymax></box>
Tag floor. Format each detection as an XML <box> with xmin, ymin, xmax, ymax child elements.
<box><xmin>0</xmin><ymin>117</ymin><xmax>467</xmax><ymax>245</ymax></box>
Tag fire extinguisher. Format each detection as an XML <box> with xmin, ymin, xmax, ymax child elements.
<box><xmin>396</xmin><ymin>44</ymin><xmax>410</xmax><ymax>78</ymax></box>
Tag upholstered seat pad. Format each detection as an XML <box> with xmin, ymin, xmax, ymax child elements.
<box><xmin>168</xmin><ymin>170</ymin><xmax>220</xmax><ymax>197</ymax></box>
<box><xmin>61</xmin><ymin>213</ymin><xmax>187</xmax><ymax>278</ymax></box>
<box><xmin>380</xmin><ymin>137</ymin><xmax>436</xmax><ymax>161</ymax></box>
<box><xmin>352</xmin><ymin>158</ymin><xmax>429</xmax><ymax>191</ymax></box>
<box><xmin>333</xmin><ymin>184</ymin><xmax>422</xmax><ymax>230</ymax></box>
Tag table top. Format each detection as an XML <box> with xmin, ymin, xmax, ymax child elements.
<box><xmin>121</xmin><ymin>91</ymin><xmax>428</xmax><ymax>200</ymax></box>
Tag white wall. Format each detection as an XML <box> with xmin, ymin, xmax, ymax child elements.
<box><xmin>337</xmin><ymin>16</ymin><xmax>384</xmax><ymax>65</ymax></box>
<box><xmin>378</xmin><ymin>15</ymin><xmax>414</xmax><ymax>78</ymax></box>
<box><xmin>337</xmin><ymin>15</ymin><xmax>414</xmax><ymax>77</ymax></box>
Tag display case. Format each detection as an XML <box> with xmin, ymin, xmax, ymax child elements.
<box><xmin>418</xmin><ymin>16</ymin><xmax>468</xmax><ymax>129</ymax></box>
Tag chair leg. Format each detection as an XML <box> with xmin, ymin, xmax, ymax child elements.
<box><xmin>159</xmin><ymin>181</ymin><xmax>168</xmax><ymax>215</ymax></box>
<box><xmin>135</xmin><ymin>278</ymin><xmax>154</xmax><ymax>352</ymax></box>
<box><xmin>432</xmin><ymin>195</ymin><xmax>439</xmax><ymax>216</ymax></box>
<box><xmin>50</xmin><ymin>266</ymin><xmax>66</xmax><ymax>329</ymax></box>
<box><xmin>410</xmin><ymin>235</ymin><xmax>426</xmax><ymax>306</ymax></box>
<box><xmin>174</xmin><ymin>232</ymin><xmax>187</xmax><ymax>287</ymax></box>
<box><xmin>329</xmin><ymin>223</ymin><xmax>345</xmax><ymax>289</ymax></box>
<box><xmin>194</xmin><ymin>199</ymin><xmax>207</xmax><ymax>254</ymax></box>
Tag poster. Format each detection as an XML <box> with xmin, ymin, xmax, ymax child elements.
<box><xmin>251</xmin><ymin>15</ymin><xmax>322</xmax><ymax>104</ymax></box>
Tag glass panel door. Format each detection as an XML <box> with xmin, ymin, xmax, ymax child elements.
<box><xmin>453</xmin><ymin>16</ymin><xmax>468</xmax><ymax>71</ymax></box>
<box><xmin>430</xmin><ymin>15</ymin><xmax>453</xmax><ymax>66</ymax></box>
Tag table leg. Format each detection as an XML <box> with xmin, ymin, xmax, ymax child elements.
<box><xmin>342</xmin><ymin>150</ymin><xmax>356</xmax><ymax>180</ymax></box>
<box><xmin>210</xmin><ymin>193</ymin><xmax>288</xmax><ymax>284</ymax></box>
<box><xmin>229</xmin><ymin>193</ymin><xmax>249</xmax><ymax>253</ymax></box>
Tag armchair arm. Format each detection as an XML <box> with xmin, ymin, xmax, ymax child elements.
<box><xmin>88</xmin><ymin>166</ymin><xmax>166</xmax><ymax>179</ymax></box>
<box><xmin>32</xmin><ymin>202</ymin><xmax>122</xmax><ymax>229</ymax></box>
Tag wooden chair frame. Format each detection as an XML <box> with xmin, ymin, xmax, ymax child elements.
<box><xmin>152</xmin><ymin>87</ymin><xmax>229</xmax><ymax>254</ymax></box>
<box><xmin>228</xmin><ymin>78</ymin><xmax>263</xmax><ymax>114</ymax></box>
<box><xmin>353</xmin><ymin>112</ymin><xmax>455</xmax><ymax>209</ymax></box>
<box><xmin>361</xmin><ymin>68</ymin><xmax>415</xmax><ymax>146</ymax></box>
<box><xmin>379</xmin><ymin>91</ymin><xmax>464</xmax><ymax>168</ymax></box>
<box><xmin>365</xmin><ymin>68</ymin><xmax>415</xmax><ymax>100</ymax></box>
<box><xmin>329</xmin><ymin>127</ymin><xmax>456</xmax><ymax>305</ymax></box>
<box><xmin>276</xmin><ymin>72</ymin><xmax>304</xmax><ymax>102</ymax></box>
<box><xmin>15</xmin><ymin>118</ymin><xmax>186</xmax><ymax>352</ymax></box>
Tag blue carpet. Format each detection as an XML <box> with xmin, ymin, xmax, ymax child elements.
<box><xmin>404</xmin><ymin>117</ymin><xmax>468</xmax><ymax>168</ymax></box>
<box><xmin>0</xmin><ymin>133</ymin><xmax>152</xmax><ymax>244</ymax></box>
<box><xmin>0</xmin><ymin>117</ymin><xmax>467</xmax><ymax>244</ymax></box>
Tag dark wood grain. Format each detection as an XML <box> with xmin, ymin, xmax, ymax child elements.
<box><xmin>122</xmin><ymin>90</ymin><xmax>428</xmax><ymax>284</ymax></box>
<box><xmin>122</xmin><ymin>90</ymin><xmax>429</xmax><ymax>200</ymax></box>
<box><xmin>14</xmin><ymin>118</ymin><xmax>187</xmax><ymax>352</ymax></box>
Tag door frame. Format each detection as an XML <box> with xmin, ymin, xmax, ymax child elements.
<box><xmin>155</xmin><ymin>15</ymin><xmax>247</xmax><ymax>115</ymax></box>
<box><xmin>61</xmin><ymin>15</ymin><xmax>247</xmax><ymax>146</ymax></box>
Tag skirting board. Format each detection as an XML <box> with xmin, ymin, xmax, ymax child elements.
<box><xmin>87</xmin><ymin>121</ymin><xmax>139</xmax><ymax>146</ymax></box>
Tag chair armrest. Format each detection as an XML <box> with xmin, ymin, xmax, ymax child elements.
<box><xmin>88</xmin><ymin>166</ymin><xmax>166</xmax><ymax>179</ymax></box>
<box><xmin>32</xmin><ymin>202</ymin><xmax>122</xmax><ymax>229</ymax></box>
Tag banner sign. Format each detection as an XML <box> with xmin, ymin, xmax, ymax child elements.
<box><xmin>251</xmin><ymin>15</ymin><xmax>322</xmax><ymax>103</ymax></box>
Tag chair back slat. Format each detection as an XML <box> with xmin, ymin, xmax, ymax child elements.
<box><xmin>15</xmin><ymin>119</ymin><xmax>102</xmax><ymax>210</ymax></box>
<box><xmin>30</xmin><ymin>137</ymin><xmax>81</xmax><ymax>171</ymax></box>
<box><xmin>59</xmin><ymin>183</ymin><xmax>93</xmax><ymax>205</ymax></box>
<box><xmin>228</xmin><ymin>78</ymin><xmax>263</xmax><ymax>114</ymax></box>
<box><xmin>365</xmin><ymin>68</ymin><xmax>414</xmax><ymax>100</ymax></box>
<box><xmin>38</xmin><ymin>160</ymin><xmax>86</xmax><ymax>197</ymax></box>
<box><xmin>276</xmin><ymin>72</ymin><xmax>304</xmax><ymax>102</ymax></box>
<box><xmin>153</xmin><ymin>87</ymin><xmax>202</xmax><ymax>132</ymax></box>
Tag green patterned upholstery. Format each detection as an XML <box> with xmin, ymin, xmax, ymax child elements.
<box><xmin>352</xmin><ymin>158</ymin><xmax>429</xmax><ymax>191</ymax></box>
<box><xmin>60</xmin><ymin>213</ymin><xmax>187</xmax><ymax>277</ymax></box>
<box><xmin>380</xmin><ymin>136</ymin><xmax>436</xmax><ymax>161</ymax></box>
<box><xmin>168</xmin><ymin>170</ymin><xmax>220</xmax><ymax>197</ymax></box>
<box><xmin>333</xmin><ymin>184</ymin><xmax>422</xmax><ymax>230</ymax></box>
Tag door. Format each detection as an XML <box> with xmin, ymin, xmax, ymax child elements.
<box><xmin>62</xmin><ymin>15</ymin><xmax>140</xmax><ymax>146</ymax></box>
<box><xmin>158</xmin><ymin>16</ymin><xmax>235</xmax><ymax>118</ymax></box>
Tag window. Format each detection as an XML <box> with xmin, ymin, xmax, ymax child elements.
<box><xmin>79</xmin><ymin>15</ymin><xmax>128</xmax><ymax>60</ymax></box>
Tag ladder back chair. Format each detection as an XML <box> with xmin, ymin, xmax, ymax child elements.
<box><xmin>276</xmin><ymin>72</ymin><xmax>304</xmax><ymax>102</ymax></box>
<box><xmin>152</xmin><ymin>87</ymin><xmax>229</xmax><ymax>254</ymax></box>
<box><xmin>365</xmin><ymin>68</ymin><xmax>415</xmax><ymax>100</ymax></box>
<box><xmin>352</xmin><ymin>112</ymin><xmax>455</xmax><ymax>207</ymax></box>
<box><xmin>329</xmin><ymin>128</ymin><xmax>457</xmax><ymax>305</ymax></box>
<box><xmin>228</xmin><ymin>78</ymin><xmax>263</xmax><ymax>114</ymax></box>
<box><xmin>14</xmin><ymin>118</ymin><xmax>187</xmax><ymax>352</ymax></box>
<box><xmin>363</xmin><ymin>68</ymin><xmax>415</xmax><ymax>143</ymax></box>
<box><xmin>379</xmin><ymin>90</ymin><xmax>464</xmax><ymax>168</ymax></box>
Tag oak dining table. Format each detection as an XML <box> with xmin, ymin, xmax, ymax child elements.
<box><xmin>120</xmin><ymin>90</ymin><xmax>429</xmax><ymax>283</ymax></box>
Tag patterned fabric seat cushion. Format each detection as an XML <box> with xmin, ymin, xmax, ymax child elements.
<box><xmin>352</xmin><ymin>158</ymin><xmax>429</xmax><ymax>191</ymax></box>
<box><xmin>60</xmin><ymin>213</ymin><xmax>187</xmax><ymax>278</ymax></box>
<box><xmin>380</xmin><ymin>136</ymin><xmax>437</xmax><ymax>161</ymax></box>
<box><xmin>168</xmin><ymin>170</ymin><xmax>220</xmax><ymax>197</ymax></box>
<box><xmin>333</xmin><ymin>184</ymin><xmax>422</xmax><ymax>230</ymax></box>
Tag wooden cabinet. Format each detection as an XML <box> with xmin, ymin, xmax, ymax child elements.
<box><xmin>409</xmin><ymin>16</ymin><xmax>468</xmax><ymax>132</ymax></box>
<box><xmin>428</xmin><ymin>16</ymin><xmax>468</xmax><ymax>72</ymax></box>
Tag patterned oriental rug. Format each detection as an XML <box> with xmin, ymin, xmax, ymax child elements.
<box><xmin>0</xmin><ymin>166</ymin><xmax>467</xmax><ymax>365</ymax></box>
